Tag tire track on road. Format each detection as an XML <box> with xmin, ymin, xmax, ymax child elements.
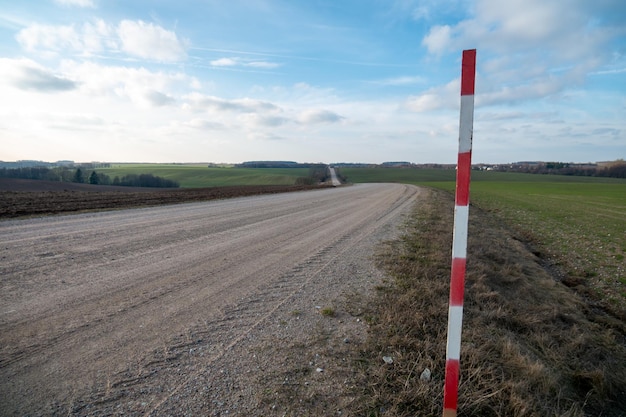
<box><xmin>142</xmin><ymin>183</ymin><xmax>419</xmax><ymax>416</ymax></box>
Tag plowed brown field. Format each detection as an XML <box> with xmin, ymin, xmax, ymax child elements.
<box><xmin>0</xmin><ymin>178</ymin><xmax>329</xmax><ymax>218</ymax></box>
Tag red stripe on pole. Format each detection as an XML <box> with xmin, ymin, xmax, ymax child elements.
<box><xmin>443</xmin><ymin>359</ymin><xmax>460</xmax><ymax>410</ymax></box>
<box><xmin>455</xmin><ymin>151</ymin><xmax>472</xmax><ymax>206</ymax></box>
<box><xmin>460</xmin><ymin>49</ymin><xmax>476</xmax><ymax>96</ymax></box>
<box><xmin>449</xmin><ymin>258</ymin><xmax>466</xmax><ymax>306</ymax></box>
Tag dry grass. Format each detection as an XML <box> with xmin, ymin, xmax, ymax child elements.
<box><xmin>347</xmin><ymin>188</ymin><xmax>626</xmax><ymax>416</ymax></box>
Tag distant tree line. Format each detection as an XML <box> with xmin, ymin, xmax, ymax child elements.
<box><xmin>0</xmin><ymin>167</ymin><xmax>179</xmax><ymax>188</ymax></box>
<box><xmin>237</xmin><ymin>161</ymin><xmax>326</xmax><ymax>168</ymax></box>
<box><xmin>489</xmin><ymin>162</ymin><xmax>626</xmax><ymax>179</ymax></box>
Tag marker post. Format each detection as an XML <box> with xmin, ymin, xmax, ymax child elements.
<box><xmin>442</xmin><ymin>49</ymin><xmax>476</xmax><ymax>417</ymax></box>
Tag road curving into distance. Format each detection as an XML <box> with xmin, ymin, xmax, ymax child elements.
<box><xmin>0</xmin><ymin>183</ymin><xmax>421</xmax><ymax>415</ymax></box>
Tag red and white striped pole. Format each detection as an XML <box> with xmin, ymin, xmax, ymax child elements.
<box><xmin>442</xmin><ymin>49</ymin><xmax>476</xmax><ymax>417</ymax></box>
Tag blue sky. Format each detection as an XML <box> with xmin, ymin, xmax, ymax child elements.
<box><xmin>0</xmin><ymin>0</ymin><xmax>624</xmax><ymax>164</ymax></box>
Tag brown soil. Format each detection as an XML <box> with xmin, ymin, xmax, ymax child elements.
<box><xmin>0</xmin><ymin>178</ymin><xmax>330</xmax><ymax>218</ymax></box>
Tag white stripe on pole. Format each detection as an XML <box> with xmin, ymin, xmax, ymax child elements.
<box><xmin>446</xmin><ymin>306</ymin><xmax>464</xmax><ymax>360</ymax></box>
<box><xmin>458</xmin><ymin>96</ymin><xmax>475</xmax><ymax>153</ymax></box>
<box><xmin>451</xmin><ymin>205</ymin><xmax>469</xmax><ymax>259</ymax></box>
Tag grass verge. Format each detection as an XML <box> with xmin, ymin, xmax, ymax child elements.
<box><xmin>348</xmin><ymin>188</ymin><xmax>626</xmax><ymax>416</ymax></box>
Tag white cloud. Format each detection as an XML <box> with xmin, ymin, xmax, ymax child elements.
<box><xmin>239</xmin><ymin>113</ymin><xmax>290</xmax><ymax>127</ymax></box>
<box><xmin>592</xmin><ymin>67</ymin><xmax>626</xmax><ymax>75</ymax></box>
<box><xmin>262</xmin><ymin>83</ymin><xmax>340</xmax><ymax>109</ymax></box>
<box><xmin>477</xmin><ymin>79</ymin><xmax>564</xmax><ymax>107</ymax></box>
<box><xmin>183</xmin><ymin>93</ymin><xmax>280</xmax><ymax>114</ymax></box>
<box><xmin>245</xmin><ymin>61</ymin><xmax>281</xmax><ymax>69</ymax></box>
<box><xmin>388</xmin><ymin>0</ymin><xmax>463</xmax><ymax>24</ymax></box>
<box><xmin>15</xmin><ymin>66</ymin><xmax>77</xmax><ymax>92</ymax></box>
<box><xmin>209</xmin><ymin>56</ymin><xmax>281</xmax><ymax>69</ymax></box>
<box><xmin>422</xmin><ymin>25</ymin><xmax>452</xmax><ymax>55</ymax></box>
<box><xmin>246</xmin><ymin>131</ymin><xmax>286</xmax><ymax>141</ymax></box>
<box><xmin>418</xmin><ymin>0</ymin><xmax>623</xmax><ymax>108</ymax></box>
<box><xmin>117</xmin><ymin>20</ymin><xmax>187</xmax><ymax>62</ymax></box>
<box><xmin>405</xmin><ymin>78</ymin><xmax>459</xmax><ymax>112</ymax></box>
<box><xmin>16</xmin><ymin>19</ymin><xmax>187</xmax><ymax>62</ymax></box>
<box><xmin>0</xmin><ymin>58</ymin><xmax>77</xmax><ymax>92</ymax></box>
<box><xmin>374</xmin><ymin>76</ymin><xmax>426</xmax><ymax>86</ymax></box>
<box><xmin>411</xmin><ymin>5</ymin><xmax>430</xmax><ymax>21</ymax></box>
<box><xmin>183</xmin><ymin>119</ymin><xmax>224</xmax><ymax>130</ymax></box>
<box><xmin>15</xmin><ymin>20</ymin><xmax>117</xmax><ymax>57</ymax></box>
<box><xmin>17</xmin><ymin>23</ymin><xmax>87</xmax><ymax>54</ymax></box>
<box><xmin>144</xmin><ymin>90</ymin><xmax>175</xmax><ymax>107</ymax></box>
<box><xmin>54</xmin><ymin>0</ymin><xmax>96</xmax><ymax>8</ymax></box>
<box><xmin>210</xmin><ymin>57</ymin><xmax>238</xmax><ymax>67</ymax></box>
<box><xmin>297</xmin><ymin>109</ymin><xmax>344</xmax><ymax>124</ymax></box>
<box><xmin>57</xmin><ymin>60</ymin><xmax>196</xmax><ymax>107</ymax></box>
<box><xmin>422</xmin><ymin>0</ymin><xmax>612</xmax><ymax>60</ymax></box>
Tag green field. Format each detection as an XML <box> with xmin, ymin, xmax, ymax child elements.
<box><xmin>342</xmin><ymin>167</ymin><xmax>626</xmax><ymax>311</ymax></box>
<box><xmin>99</xmin><ymin>164</ymin><xmax>310</xmax><ymax>188</ymax></box>
<box><xmin>341</xmin><ymin>166</ymin><xmax>626</xmax><ymax>185</ymax></box>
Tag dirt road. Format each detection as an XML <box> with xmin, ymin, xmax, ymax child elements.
<box><xmin>1</xmin><ymin>183</ymin><xmax>420</xmax><ymax>416</ymax></box>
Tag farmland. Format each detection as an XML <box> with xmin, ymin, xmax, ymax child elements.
<box><xmin>342</xmin><ymin>167</ymin><xmax>626</xmax><ymax>316</ymax></box>
<box><xmin>2</xmin><ymin>163</ymin><xmax>625</xmax><ymax>414</ymax></box>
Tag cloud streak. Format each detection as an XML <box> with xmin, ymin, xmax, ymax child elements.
<box><xmin>297</xmin><ymin>109</ymin><xmax>345</xmax><ymax>125</ymax></box>
<box><xmin>1</xmin><ymin>58</ymin><xmax>77</xmax><ymax>92</ymax></box>
<box><xmin>209</xmin><ymin>56</ymin><xmax>281</xmax><ymax>70</ymax></box>
<box><xmin>16</xmin><ymin>19</ymin><xmax>188</xmax><ymax>62</ymax></box>
<box><xmin>184</xmin><ymin>93</ymin><xmax>280</xmax><ymax>114</ymax></box>
<box><xmin>53</xmin><ymin>0</ymin><xmax>96</xmax><ymax>8</ymax></box>
<box><xmin>15</xmin><ymin>66</ymin><xmax>77</xmax><ymax>92</ymax></box>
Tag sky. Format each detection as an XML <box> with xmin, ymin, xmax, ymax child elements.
<box><xmin>0</xmin><ymin>0</ymin><xmax>625</xmax><ymax>164</ymax></box>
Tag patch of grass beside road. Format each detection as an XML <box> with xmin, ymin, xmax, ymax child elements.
<box><xmin>468</xmin><ymin>181</ymin><xmax>626</xmax><ymax>318</ymax></box>
<box><xmin>349</xmin><ymin>188</ymin><xmax>626</xmax><ymax>416</ymax></box>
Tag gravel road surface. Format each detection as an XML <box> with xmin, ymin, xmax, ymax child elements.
<box><xmin>1</xmin><ymin>183</ymin><xmax>420</xmax><ymax>416</ymax></box>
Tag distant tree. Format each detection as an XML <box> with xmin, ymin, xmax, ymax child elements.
<box><xmin>97</xmin><ymin>172</ymin><xmax>111</xmax><ymax>185</ymax></box>
<box><xmin>59</xmin><ymin>168</ymin><xmax>74</xmax><ymax>182</ymax></box>
<box><xmin>73</xmin><ymin>168</ymin><xmax>84</xmax><ymax>183</ymax></box>
<box><xmin>606</xmin><ymin>164</ymin><xmax>626</xmax><ymax>178</ymax></box>
<box><xmin>89</xmin><ymin>171</ymin><xmax>99</xmax><ymax>185</ymax></box>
